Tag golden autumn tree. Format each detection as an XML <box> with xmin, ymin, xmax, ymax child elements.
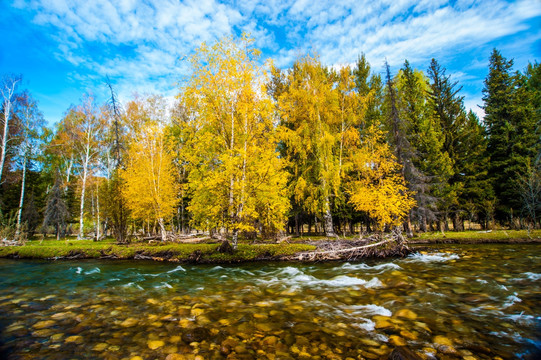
<box><xmin>121</xmin><ymin>123</ymin><xmax>178</xmax><ymax>241</ymax></box>
<box><xmin>276</xmin><ymin>56</ymin><xmax>342</xmax><ymax>237</ymax></box>
<box><xmin>347</xmin><ymin>125</ymin><xmax>416</xmax><ymax>231</ymax></box>
<box><xmin>179</xmin><ymin>35</ymin><xmax>289</xmax><ymax>248</ymax></box>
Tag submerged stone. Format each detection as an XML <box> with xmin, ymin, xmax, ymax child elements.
<box><xmin>394</xmin><ymin>309</ymin><xmax>418</xmax><ymax>320</ymax></box>
<box><xmin>93</xmin><ymin>343</ymin><xmax>109</xmax><ymax>351</ymax></box>
<box><xmin>121</xmin><ymin>317</ymin><xmax>139</xmax><ymax>327</ymax></box>
<box><xmin>389</xmin><ymin>335</ymin><xmax>407</xmax><ymax>346</ymax></box>
<box><xmin>65</xmin><ymin>335</ymin><xmax>83</xmax><ymax>344</ymax></box>
<box><xmin>33</xmin><ymin>320</ymin><xmax>56</xmax><ymax>329</ymax></box>
<box><xmin>388</xmin><ymin>346</ymin><xmax>423</xmax><ymax>360</ymax></box>
<box><xmin>182</xmin><ymin>327</ymin><xmax>210</xmax><ymax>343</ymax></box>
<box><xmin>148</xmin><ymin>340</ymin><xmax>165</xmax><ymax>350</ymax></box>
<box><xmin>433</xmin><ymin>335</ymin><xmax>453</xmax><ymax>347</ymax></box>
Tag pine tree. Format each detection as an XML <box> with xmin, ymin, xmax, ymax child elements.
<box><xmin>483</xmin><ymin>50</ymin><xmax>540</xmax><ymax>224</ymax></box>
<box><xmin>396</xmin><ymin>60</ymin><xmax>448</xmax><ymax>232</ymax></box>
<box><xmin>427</xmin><ymin>58</ymin><xmax>468</xmax><ymax>230</ymax></box>
<box><xmin>353</xmin><ymin>55</ymin><xmax>384</xmax><ymax>128</ymax></box>
<box><xmin>384</xmin><ymin>61</ymin><xmax>417</xmax><ymax>235</ymax></box>
<box><xmin>455</xmin><ymin>110</ymin><xmax>493</xmax><ymax>229</ymax></box>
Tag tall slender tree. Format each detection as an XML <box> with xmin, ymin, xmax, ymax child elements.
<box><xmin>14</xmin><ymin>92</ymin><xmax>45</xmax><ymax>237</ymax></box>
<box><xmin>0</xmin><ymin>74</ymin><xmax>21</xmax><ymax>185</ymax></box>
<box><xmin>57</xmin><ymin>95</ymin><xmax>104</xmax><ymax>239</ymax></box>
<box><xmin>427</xmin><ymin>58</ymin><xmax>468</xmax><ymax>230</ymax></box>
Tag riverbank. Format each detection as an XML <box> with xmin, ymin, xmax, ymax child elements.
<box><xmin>0</xmin><ymin>239</ymin><xmax>317</xmax><ymax>263</ymax></box>
<box><xmin>0</xmin><ymin>229</ymin><xmax>538</xmax><ymax>263</ymax></box>
<box><xmin>409</xmin><ymin>229</ymin><xmax>541</xmax><ymax>244</ymax></box>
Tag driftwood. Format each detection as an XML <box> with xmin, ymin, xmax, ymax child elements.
<box><xmin>293</xmin><ymin>231</ymin><xmax>410</xmax><ymax>261</ymax></box>
<box><xmin>1</xmin><ymin>239</ymin><xmax>23</xmax><ymax>247</ymax></box>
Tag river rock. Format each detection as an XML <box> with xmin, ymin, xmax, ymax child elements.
<box><xmin>32</xmin><ymin>329</ymin><xmax>54</xmax><ymax>337</ymax></box>
<box><xmin>375</xmin><ymin>319</ymin><xmax>394</xmax><ymax>329</ymax></box>
<box><xmin>388</xmin><ymin>346</ymin><xmax>423</xmax><ymax>360</ymax></box>
<box><xmin>413</xmin><ymin>321</ymin><xmax>431</xmax><ymax>333</ymax></box>
<box><xmin>165</xmin><ymin>354</ymin><xmax>187</xmax><ymax>360</ymax></box>
<box><xmin>33</xmin><ymin>320</ymin><xmax>56</xmax><ymax>329</ymax></box>
<box><xmin>51</xmin><ymin>312</ymin><xmax>75</xmax><ymax>320</ymax></box>
<box><xmin>433</xmin><ymin>335</ymin><xmax>453</xmax><ymax>347</ymax></box>
<box><xmin>147</xmin><ymin>340</ymin><xmax>165</xmax><ymax>350</ymax></box>
<box><xmin>50</xmin><ymin>333</ymin><xmax>64</xmax><ymax>342</ymax></box>
<box><xmin>360</xmin><ymin>338</ymin><xmax>380</xmax><ymax>347</ymax></box>
<box><xmin>182</xmin><ymin>327</ymin><xmax>210</xmax><ymax>343</ymax></box>
<box><xmin>394</xmin><ymin>309</ymin><xmax>418</xmax><ymax>320</ymax></box>
<box><xmin>389</xmin><ymin>336</ymin><xmax>407</xmax><ymax>347</ymax></box>
<box><xmin>65</xmin><ymin>335</ymin><xmax>83</xmax><ymax>344</ymax></box>
<box><xmin>400</xmin><ymin>330</ymin><xmax>418</xmax><ymax>340</ymax></box>
<box><xmin>220</xmin><ymin>337</ymin><xmax>239</xmax><ymax>354</ymax></box>
<box><xmin>93</xmin><ymin>343</ymin><xmax>109</xmax><ymax>351</ymax></box>
<box><xmin>121</xmin><ymin>318</ymin><xmax>139</xmax><ymax>327</ymax></box>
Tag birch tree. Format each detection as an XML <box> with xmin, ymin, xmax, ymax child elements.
<box><xmin>14</xmin><ymin>92</ymin><xmax>45</xmax><ymax>237</ymax></box>
<box><xmin>180</xmin><ymin>35</ymin><xmax>289</xmax><ymax>247</ymax></box>
<box><xmin>276</xmin><ymin>56</ymin><xmax>341</xmax><ymax>237</ymax></box>
<box><xmin>58</xmin><ymin>95</ymin><xmax>104</xmax><ymax>239</ymax></box>
<box><xmin>121</xmin><ymin>124</ymin><xmax>178</xmax><ymax>241</ymax></box>
<box><xmin>0</xmin><ymin>74</ymin><xmax>21</xmax><ymax>184</ymax></box>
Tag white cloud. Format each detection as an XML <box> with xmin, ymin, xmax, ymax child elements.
<box><xmin>9</xmin><ymin>0</ymin><xmax>541</xmax><ymax>120</ymax></box>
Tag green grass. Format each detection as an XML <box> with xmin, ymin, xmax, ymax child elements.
<box><xmin>411</xmin><ymin>229</ymin><xmax>541</xmax><ymax>243</ymax></box>
<box><xmin>0</xmin><ymin>238</ymin><xmax>315</xmax><ymax>263</ymax></box>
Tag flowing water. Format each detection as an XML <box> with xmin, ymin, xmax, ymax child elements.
<box><xmin>0</xmin><ymin>244</ymin><xmax>539</xmax><ymax>360</ymax></box>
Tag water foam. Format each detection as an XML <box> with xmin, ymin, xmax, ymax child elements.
<box><xmin>156</xmin><ymin>282</ymin><xmax>173</xmax><ymax>289</ymax></box>
<box><xmin>503</xmin><ymin>293</ymin><xmax>522</xmax><ymax>308</ymax></box>
<box><xmin>84</xmin><ymin>267</ymin><xmax>101</xmax><ymax>275</ymax></box>
<box><xmin>123</xmin><ymin>282</ymin><xmax>144</xmax><ymax>290</ymax></box>
<box><xmin>350</xmin><ymin>304</ymin><xmax>392</xmax><ymax>317</ymax></box>
<box><xmin>262</xmin><ymin>267</ymin><xmax>373</xmax><ymax>289</ymax></box>
<box><xmin>166</xmin><ymin>265</ymin><xmax>186</xmax><ymax>273</ymax></box>
<box><xmin>342</xmin><ymin>262</ymin><xmax>401</xmax><ymax>271</ymax></box>
<box><xmin>523</xmin><ymin>272</ymin><xmax>541</xmax><ymax>281</ymax></box>
<box><xmin>353</xmin><ymin>318</ymin><xmax>376</xmax><ymax>331</ymax></box>
<box><xmin>364</xmin><ymin>277</ymin><xmax>384</xmax><ymax>288</ymax></box>
<box><xmin>408</xmin><ymin>252</ymin><xmax>459</xmax><ymax>262</ymax></box>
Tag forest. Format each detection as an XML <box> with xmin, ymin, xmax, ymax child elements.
<box><xmin>1</xmin><ymin>36</ymin><xmax>540</xmax><ymax>248</ymax></box>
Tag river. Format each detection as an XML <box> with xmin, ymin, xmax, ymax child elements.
<box><xmin>0</xmin><ymin>244</ymin><xmax>539</xmax><ymax>359</ymax></box>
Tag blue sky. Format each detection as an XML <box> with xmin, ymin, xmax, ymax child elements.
<box><xmin>1</xmin><ymin>0</ymin><xmax>540</xmax><ymax>126</ymax></box>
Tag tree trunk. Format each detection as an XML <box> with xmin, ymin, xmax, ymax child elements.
<box><xmin>323</xmin><ymin>198</ymin><xmax>335</xmax><ymax>237</ymax></box>
<box><xmin>15</xmin><ymin>155</ymin><xmax>28</xmax><ymax>238</ymax></box>
<box><xmin>96</xmin><ymin>182</ymin><xmax>100</xmax><ymax>241</ymax></box>
<box><xmin>78</xmin><ymin>161</ymin><xmax>88</xmax><ymax>239</ymax></box>
<box><xmin>232</xmin><ymin>228</ymin><xmax>239</xmax><ymax>250</ymax></box>
<box><xmin>158</xmin><ymin>218</ymin><xmax>167</xmax><ymax>241</ymax></box>
<box><xmin>0</xmin><ymin>78</ymin><xmax>18</xmax><ymax>184</ymax></box>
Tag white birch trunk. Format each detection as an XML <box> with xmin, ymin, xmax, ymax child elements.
<box><xmin>0</xmin><ymin>79</ymin><xmax>19</xmax><ymax>184</ymax></box>
<box><xmin>96</xmin><ymin>181</ymin><xmax>100</xmax><ymax>241</ymax></box>
<box><xmin>78</xmin><ymin>155</ymin><xmax>89</xmax><ymax>239</ymax></box>
<box><xmin>15</xmin><ymin>154</ymin><xmax>28</xmax><ymax>237</ymax></box>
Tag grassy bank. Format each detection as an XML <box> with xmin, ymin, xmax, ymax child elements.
<box><xmin>2</xmin><ymin>229</ymin><xmax>538</xmax><ymax>263</ymax></box>
<box><xmin>0</xmin><ymin>238</ymin><xmax>316</xmax><ymax>263</ymax></box>
<box><xmin>410</xmin><ymin>229</ymin><xmax>541</xmax><ymax>244</ymax></box>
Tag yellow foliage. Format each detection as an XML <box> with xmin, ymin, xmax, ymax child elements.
<box><xmin>347</xmin><ymin>126</ymin><xmax>416</xmax><ymax>230</ymax></box>
<box><xmin>121</xmin><ymin>124</ymin><xmax>178</xmax><ymax>228</ymax></box>
<box><xmin>179</xmin><ymin>35</ymin><xmax>290</xmax><ymax>236</ymax></box>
